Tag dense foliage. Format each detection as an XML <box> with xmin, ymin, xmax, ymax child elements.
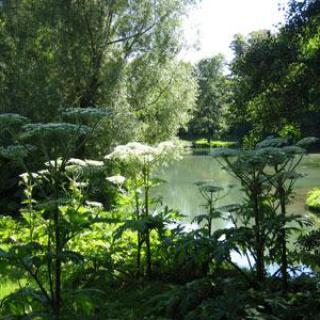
<box><xmin>0</xmin><ymin>0</ymin><xmax>197</xmax><ymax>144</ymax></box>
<box><xmin>0</xmin><ymin>128</ymin><xmax>319</xmax><ymax>319</ymax></box>
<box><xmin>0</xmin><ymin>0</ymin><xmax>197</xmax><ymax>212</ymax></box>
<box><xmin>187</xmin><ymin>55</ymin><xmax>230</xmax><ymax>141</ymax></box>
<box><xmin>0</xmin><ymin>0</ymin><xmax>320</xmax><ymax>319</ymax></box>
<box><xmin>227</xmin><ymin>0</ymin><xmax>320</xmax><ymax>143</ymax></box>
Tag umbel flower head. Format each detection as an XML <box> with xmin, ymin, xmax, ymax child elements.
<box><xmin>0</xmin><ymin>144</ymin><xmax>35</xmax><ymax>161</ymax></box>
<box><xmin>105</xmin><ymin>142</ymin><xmax>157</xmax><ymax>163</ymax></box>
<box><xmin>44</xmin><ymin>158</ymin><xmax>104</xmax><ymax>169</ymax></box>
<box><xmin>0</xmin><ymin>113</ymin><xmax>30</xmax><ymax>128</ymax></box>
<box><xmin>19</xmin><ymin>156</ymin><xmax>105</xmax><ymax>185</ymax></box>
<box><xmin>104</xmin><ymin>140</ymin><xmax>183</xmax><ymax>167</ymax></box>
<box><xmin>106</xmin><ymin>175</ymin><xmax>126</xmax><ymax>185</ymax></box>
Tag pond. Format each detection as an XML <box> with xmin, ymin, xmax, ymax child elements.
<box><xmin>156</xmin><ymin>148</ymin><xmax>320</xmax><ymax>226</ymax></box>
<box><xmin>156</xmin><ymin>148</ymin><xmax>320</xmax><ymax>269</ymax></box>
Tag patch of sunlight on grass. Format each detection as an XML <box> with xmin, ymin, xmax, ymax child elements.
<box><xmin>194</xmin><ymin>138</ymin><xmax>237</xmax><ymax>148</ymax></box>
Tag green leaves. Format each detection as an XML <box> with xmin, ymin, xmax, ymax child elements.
<box><xmin>256</xmin><ymin>137</ymin><xmax>288</xmax><ymax>149</ymax></box>
<box><xmin>306</xmin><ymin>188</ymin><xmax>320</xmax><ymax>213</ymax></box>
<box><xmin>296</xmin><ymin>137</ymin><xmax>319</xmax><ymax>148</ymax></box>
<box><xmin>228</xmin><ymin>0</ymin><xmax>320</xmax><ymax>142</ymax></box>
<box><xmin>188</xmin><ymin>54</ymin><xmax>230</xmax><ymax>139</ymax></box>
<box><xmin>211</xmin><ymin>138</ymin><xmax>312</xmax><ymax>286</ymax></box>
<box><xmin>211</xmin><ymin>148</ymin><xmax>239</xmax><ymax>158</ymax></box>
<box><xmin>62</xmin><ymin>107</ymin><xmax>112</xmax><ymax>120</ymax></box>
<box><xmin>0</xmin><ymin>144</ymin><xmax>35</xmax><ymax>160</ymax></box>
<box><xmin>58</xmin><ymin>251</ymin><xmax>84</xmax><ymax>264</ymax></box>
<box><xmin>0</xmin><ymin>156</ymin><xmax>112</xmax><ymax>318</ymax></box>
<box><xmin>0</xmin><ymin>113</ymin><xmax>30</xmax><ymax>128</ymax></box>
<box><xmin>21</xmin><ymin>122</ymin><xmax>91</xmax><ymax>139</ymax></box>
<box><xmin>0</xmin><ymin>249</ymin><xmax>12</xmax><ymax>259</ymax></box>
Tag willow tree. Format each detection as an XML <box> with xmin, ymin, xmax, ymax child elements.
<box><xmin>0</xmin><ymin>0</ymin><xmax>197</xmax><ymax>145</ymax></box>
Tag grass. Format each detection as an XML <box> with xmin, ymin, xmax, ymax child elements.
<box><xmin>193</xmin><ymin>138</ymin><xmax>237</xmax><ymax>148</ymax></box>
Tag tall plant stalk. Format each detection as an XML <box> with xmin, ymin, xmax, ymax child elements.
<box><xmin>53</xmin><ymin>207</ymin><xmax>61</xmax><ymax>319</ymax></box>
<box><xmin>143</xmin><ymin>164</ymin><xmax>152</xmax><ymax>278</ymax></box>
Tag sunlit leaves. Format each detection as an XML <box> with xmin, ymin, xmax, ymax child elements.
<box><xmin>306</xmin><ymin>188</ymin><xmax>320</xmax><ymax>213</ymax></box>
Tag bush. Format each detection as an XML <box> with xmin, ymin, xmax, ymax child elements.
<box><xmin>306</xmin><ymin>188</ymin><xmax>320</xmax><ymax>213</ymax></box>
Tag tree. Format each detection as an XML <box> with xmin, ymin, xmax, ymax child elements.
<box><xmin>0</xmin><ymin>0</ymin><xmax>198</xmax><ymax>211</ymax></box>
<box><xmin>228</xmin><ymin>1</ymin><xmax>320</xmax><ymax>143</ymax></box>
<box><xmin>126</xmin><ymin>59</ymin><xmax>197</xmax><ymax>143</ymax></box>
<box><xmin>189</xmin><ymin>55</ymin><xmax>229</xmax><ymax>142</ymax></box>
<box><xmin>0</xmin><ymin>114</ymin><xmax>32</xmax><ymax>213</ymax></box>
<box><xmin>0</xmin><ymin>0</ymin><xmax>197</xmax><ymax>146</ymax></box>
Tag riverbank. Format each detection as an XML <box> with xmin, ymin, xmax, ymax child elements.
<box><xmin>181</xmin><ymin>138</ymin><xmax>238</xmax><ymax>148</ymax></box>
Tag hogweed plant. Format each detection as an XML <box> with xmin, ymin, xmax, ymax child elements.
<box><xmin>0</xmin><ymin>109</ymin><xmax>111</xmax><ymax>319</ymax></box>
<box><xmin>212</xmin><ymin>136</ymin><xmax>318</xmax><ymax>290</ymax></box>
<box><xmin>105</xmin><ymin>140</ymin><xmax>184</xmax><ymax>278</ymax></box>
<box><xmin>213</xmin><ymin>147</ymin><xmax>275</xmax><ymax>285</ymax></box>
<box><xmin>255</xmin><ymin>138</ymin><xmax>309</xmax><ymax>291</ymax></box>
<box><xmin>193</xmin><ymin>182</ymin><xmax>232</xmax><ymax>238</ymax></box>
<box><xmin>0</xmin><ymin>163</ymin><xmax>107</xmax><ymax>319</ymax></box>
<box><xmin>187</xmin><ymin>182</ymin><xmax>235</xmax><ymax>276</ymax></box>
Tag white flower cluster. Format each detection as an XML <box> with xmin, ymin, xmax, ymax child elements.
<box><xmin>44</xmin><ymin>158</ymin><xmax>104</xmax><ymax>169</ymax></box>
<box><xmin>85</xmin><ymin>201</ymin><xmax>103</xmax><ymax>208</ymax></box>
<box><xmin>105</xmin><ymin>142</ymin><xmax>157</xmax><ymax>163</ymax></box>
<box><xmin>45</xmin><ymin>158</ymin><xmax>64</xmax><ymax>168</ymax></box>
<box><xmin>20</xmin><ymin>157</ymin><xmax>104</xmax><ymax>184</ymax></box>
<box><xmin>156</xmin><ymin>140</ymin><xmax>184</xmax><ymax>164</ymax></box>
<box><xmin>104</xmin><ymin>140</ymin><xmax>184</xmax><ymax>167</ymax></box>
<box><xmin>83</xmin><ymin>159</ymin><xmax>104</xmax><ymax>167</ymax></box>
<box><xmin>106</xmin><ymin>175</ymin><xmax>126</xmax><ymax>185</ymax></box>
<box><xmin>19</xmin><ymin>172</ymin><xmax>40</xmax><ymax>183</ymax></box>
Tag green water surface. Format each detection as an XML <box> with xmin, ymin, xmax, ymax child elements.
<box><xmin>156</xmin><ymin>149</ymin><xmax>320</xmax><ymax>223</ymax></box>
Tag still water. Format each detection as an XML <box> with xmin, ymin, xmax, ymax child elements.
<box><xmin>156</xmin><ymin>148</ymin><xmax>320</xmax><ymax>224</ymax></box>
<box><xmin>156</xmin><ymin>148</ymin><xmax>320</xmax><ymax>269</ymax></box>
